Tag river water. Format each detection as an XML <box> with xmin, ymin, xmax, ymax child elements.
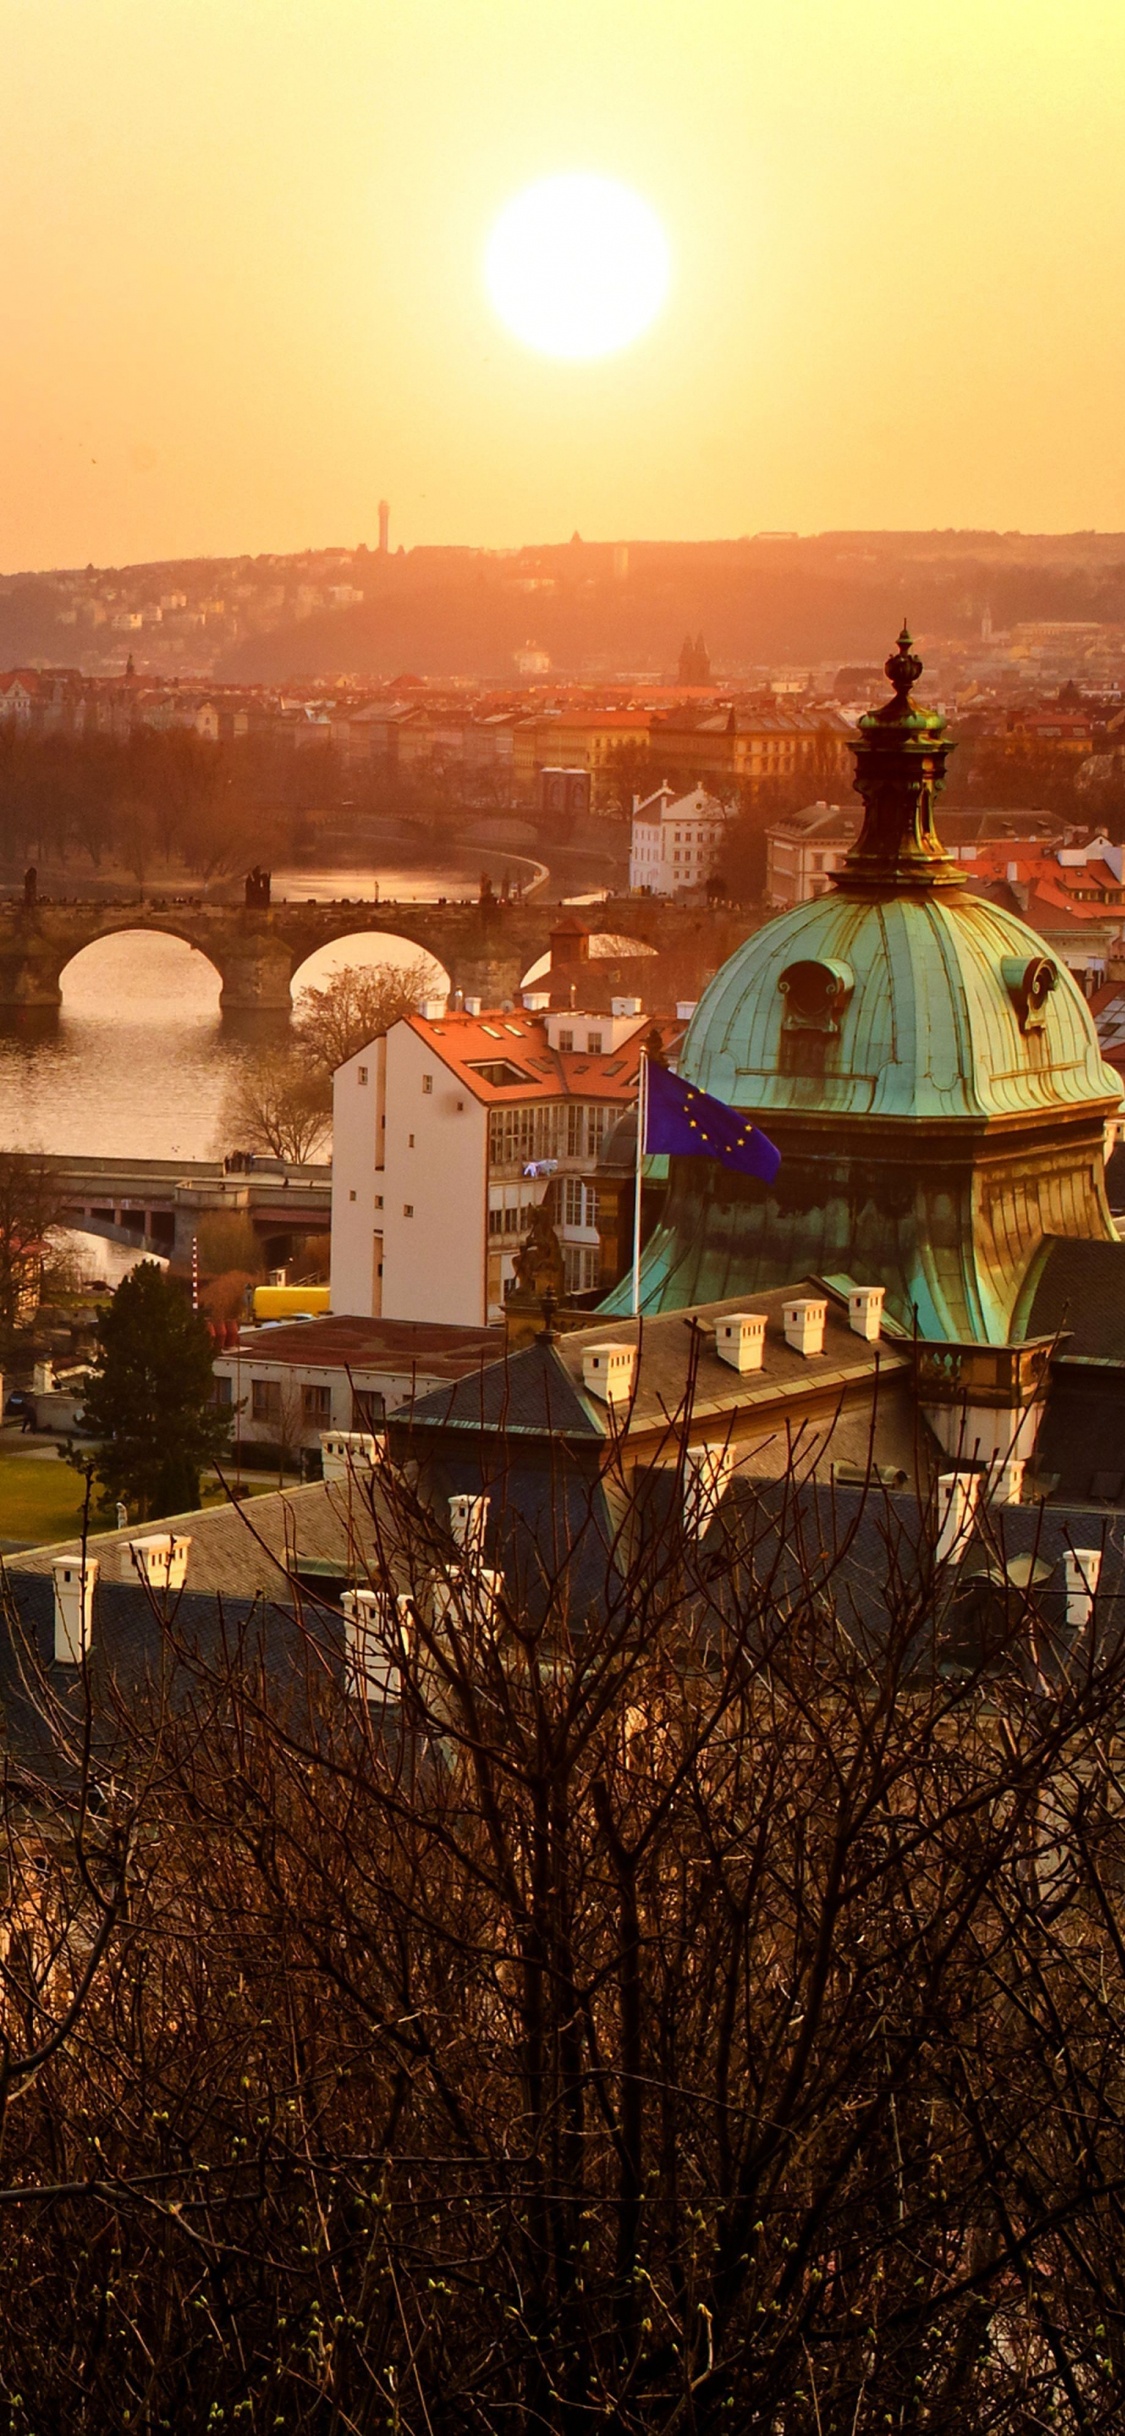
<box><xmin>0</xmin><ymin>853</ymin><xmax>542</xmax><ymax>1164</ymax></box>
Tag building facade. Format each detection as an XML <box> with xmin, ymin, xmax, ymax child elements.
<box><xmin>629</xmin><ymin>784</ymin><xmax>730</xmax><ymax>895</ymax></box>
<box><xmin>330</xmin><ymin>1002</ymin><xmax>656</xmax><ymax>1326</ymax></box>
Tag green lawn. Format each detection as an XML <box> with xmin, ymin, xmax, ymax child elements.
<box><xmin>0</xmin><ymin>1449</ymin><xmax>282</xmax><ymax>1549</ymax></box>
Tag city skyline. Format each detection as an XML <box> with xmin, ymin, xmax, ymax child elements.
<box><xmin>1</xmin><ymin>2</ymin><xmax>1124</xmax><ymax>568</ymax></box>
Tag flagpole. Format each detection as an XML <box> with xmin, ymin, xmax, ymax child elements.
<box><xmin>632</xmin><ymin>1050</ymin><xmax>647</xmax><ymax>1318</ymax></box>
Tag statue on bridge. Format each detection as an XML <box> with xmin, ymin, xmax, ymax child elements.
<box><xmin>244</xmin><ymin>866</ymin><xmax>272</xmax><ymax>909</ymax></box>
<box><xmin>22</xmin><ymin>866</ymin><xmax>37</xmax><ymax>909</ymax></box>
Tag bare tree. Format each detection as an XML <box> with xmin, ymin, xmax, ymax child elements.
<box><xmin>292</xmin><ymin>955</ymin><xmax>443</xmax><ymax>1080</ymax></box>
<box><xmin>0</xmin><ymin>1440</ymin><xmax>1123</xmax><ymax>2426</ymax></box>
<box><xmin>217</xmin><ymin>1047</ymin><xmax>331</xmax><ymax>1164</ymax></box>
<box><xmin>0</xmin><ymin>1148</ymin><xmax>65</xmax><ymax>1343</ymax></box>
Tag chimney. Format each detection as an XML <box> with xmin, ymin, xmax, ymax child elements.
<box><xmin>1064</xmin><ymin>1547</ymin><xmax>1102</xmax><ymax>1632</ymax></box>
<box><xmin>675</xmin><ymin>1001</ymin><xmax>698</xmax><ymax>1022</ymax></box>
<box><xmin>934</xmin><ymin>1472</ymin><xmax>980</xmax><ymax>1567</ymax></box>
<box><xmin>342</xmin><ymin>1587</ymin><xmax>402</xmax><ymax>1700</ymax></box>
<box><xmin>581</xmin><ymin>1343</ymin><xmax>637</xmax><ymax>1406</ymax></box>
<box><xmin>449</xmin><ymin>1492</ymin><xmax>489</xmax><ymax>1556</ymax></box>
<box><xmin>611</xmin><ymin>995</ymin><xmax>642</xmax><ymax>1018</ymax></box>
<box><xmin>52</xmin><ymin>1555</ymin><xmax>98</xmax><ymax>1665</ymax></box>
<box><xmin>125</xmin><ymin>1534</ymin><xmax>191</xmax><ymax>1591</ymax></box>
<box><xmin>993</xmin><ymin>1458</ymin><xmax>1025</xmax><ymax>1507</ymax></box>
<box><xmin>848</xmin><ymin>1285</ymin><xmax>885</xmax><ymax>1343</ymax></box>
<box><xmin>782</xmin><ymin>1297</ymin><xmax>827</xmax><ymax>1358</ymax></box>
<box><xmin>320</xmin><ymin>1430</ymin><xmax>381</xmax><ymax>1484</ymax></box>
<box><xmin>463</xmin><ymin>995</ymin><xmax>483</xmax><ymax>1017</ymax></box>
<box><xmin>522</xmin><ymin>990</ymin><xmax>550</xmax><ymax>1012</ymax></box>
<box><xmin>420</xmin><ymin>995</ymin><xmax>447</xmax><ymax>1021</ymax></box>
<box><xmin>714</xmin><ymin>1312</ymin><xmax>766</xmax><ymax>1374</ymax></box>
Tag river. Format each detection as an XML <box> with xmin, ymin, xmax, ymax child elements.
<box><xmin>0</xmin><ymin>852</ymin><xmax>545</xmax><ymax>1164</ymax></box>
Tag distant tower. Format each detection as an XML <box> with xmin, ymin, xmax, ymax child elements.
<box><xmin>678</xmin><ymin>633</ymin><xmax>711</xmax><ymax>685</ymax></box>
<box><xmin>378</xmin><ymin>499</ymin><xmax>390</xmax><ymax>555</ymax></box>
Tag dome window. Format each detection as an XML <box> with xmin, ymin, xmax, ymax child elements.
<box><xmin>778</xmin><ymin>958</ymin><xmax>855</xmax><ymax>1036</ymax></box>
<box><xmin>1001</xmin><ymin>955</ymin><xmax>1058</xmax><ymax>1033</ymax></box>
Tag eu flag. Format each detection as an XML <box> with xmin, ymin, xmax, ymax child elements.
<box><xmin>644</xmin><ymin>1061</ymin><xmax>781</xmax><ymax>1185</ymax></box>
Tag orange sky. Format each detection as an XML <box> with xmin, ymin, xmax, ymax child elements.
<box><xmin>1</xmin><ymin>0</ymin><xmax>1123</xmax><ymax>568</ymax></box>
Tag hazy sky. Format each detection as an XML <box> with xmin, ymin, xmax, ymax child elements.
<box><xmin>2</xmin><ymin>0</ymin><xmax>1124</xmax><ymax>567</ymax></box>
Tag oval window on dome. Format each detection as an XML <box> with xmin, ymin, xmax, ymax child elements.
<box><xmin>1001</xmin><ymin>954</ymin><xmax>1058</xmax><ymax>1033</ymax></box>
<box><xmin>778</xmin><ymin>958</ymin><xmax>855</xmax><ymax>1035</ymax></box>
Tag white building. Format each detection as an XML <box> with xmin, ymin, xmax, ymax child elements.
<box><xmin>212</xmin><ymin>1313</ymin><xmax>497</xmax><ymax>1454</ymax></box>
<box><xmin>629</xmin><ymin>783</ymin><xmax>730</xmax><ymax>895</ymax></box>
<box><xmin>765</xmin><ymin>801</ymin><xmax>861</xmax><ymax>907</ymax></box>
<box><xmin>331</xmin><ymin>999</ymin><xmax>652</xmax><ymax>1326</ymax></box>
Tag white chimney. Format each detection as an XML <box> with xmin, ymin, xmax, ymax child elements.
<box><xmin>684</xmin><ymin>1444</ymin><xmax>734</xmax><ymax>1536</ymax></box>
<box><xmin>320</xmin><ymin>1430</ymin><xmax>381</xmax><ymax>1484</ymax></box>
<box><xmin>33</xmin><ymin>1359</ymin><xmax>54</xmax><ymax>1395</ymax></box>
<box><xmin>1064</xmin><ymin>1547</ymin><xmax>1102</xmax><ymax>1632</ymax></box>
<box><xmin>449</xmin><ymin>1492</ymin><xmax>489</xmax><ymax>1556</ymax></box>
<box><xmin>126</xmin><ymin>1534</ymin><xmax>191</xmax><ymax>1592</ymax></box>
<box><xmin>342</xmin><ymin>1587</ymin><xmax>402</xmax><ymax>1700</ymax></box>
<box><xmin>611</xmin><ymin>995</ymin><xmax>642</xmax><ymax>1017</ymax></box>
<box><xmin>51</xmin><ymin>1556</ymin><xmax>98</xmax><ymax>1665</ymax></box>
<box><xmin>581</xmin><ymin>1343</ymin><xmax>637</xmax><ymax>1406</ymax></box>
<box><xmin>431</xmin><ymin>1567</ymin><xmax>503</xmax><ymax>1632</ymax></box>
<box><xmin>420</xmin><ymin>996</ymin><xmax>447</xmax><ymax>1021</ymax></box>
<box><xmin>714</xmin><ymin>1312</ymin><xmax>766</xmax><ymax>1374</ymax></box>
<box><xmin>782</xmin><ymin>1297</ymin><xmax>827</xmax><ymax>1358</ymax></box>
<box><xmin>848</xmin><ymin>1285</ymin><xmax>885</xmax><ymax>1344</ymax></box>
<box><xmin>462</xmin><ymin>995</ymin><xmax>482</xmax><ymax>1017</ymax></box>
<box><xmin>935</xmin><ymin>1471</ymin><xmax>980</xmax><ymax>1567</ymax></box>
<box><xmin>993</xmin><ymin>1458</ymin><xmax>1025</xmax><ymax>1507</ymax></box>
<box><xmin>675</xmin><ymin>1000</ymin><xmax>698</xmax><ymax>1022</ymax></box>
<box><xmin>523</xmin><ymin>991</ymin><xmax>550</xmax><ymax>1012</ymax></box>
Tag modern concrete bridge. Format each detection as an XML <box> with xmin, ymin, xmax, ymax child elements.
<box><xmin>0</xmin><ymin>895</ymin><xmax>753</xmax><ymax>1013</ymax></box>
<box><xmin>57</xmin><ymin>1154</ymin><xmax>332</xmax><ymax>1264</ymax></box>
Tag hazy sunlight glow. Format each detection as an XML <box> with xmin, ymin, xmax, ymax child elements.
<box><xmin>485</xmin><ymin>174</ymin><xmax>669</xmax><ymax>362</ymax></box>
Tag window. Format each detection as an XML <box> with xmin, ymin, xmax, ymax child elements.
<box><xmin>586</xmin><ymin>1032</ymin><xmax>603</xmax><ymax>1054</ymax></box>
<box><xmin>358</xmin><ymin>1066</ymin><xmax>368</xmax><ymax>1086</ymax></box>
<box><xmin>352</xmin><ymin>1389</ymin><xmax>386</xmax><ymax>1430</ymax></box>
<box><xmin>375</xmin><ymin>1195</ymin><xmax>383</xmax><ymax>1209</ymax></box>
<box><xmin>488</xmin><ymin>1207</ymin><xmax>504</xmax><ymax>1236</ymax></box>
<box><xmin>251</xmin><ymin>1378</ymin><xmax>282</xmax><ymax>1426</ymax></box>
<box><xmin>302</xmin><ymin>1383</ymin><xmax>331</xmax><ymax>1423</ymax></box>
<box><xmin>563</xmin><ymin>1244</ymin><xmax>601</xmax><ymax>1293</ymax></box>
<box><xmin>558</xmin><ymin>1028</ymin><xmax>574</xmax><ymax>1052</ymax></box>
<box><xmin>215</xmin><ymin>1375</ymin><xmax>233</xmax><ymax>1407</ymax></box>
<box><xmin>349</xmin><ymin>1189</ymin><xmax>356</xmax><ymax>1202</ymax></box>
<box><xmin>403</xmin><ymin>1204</ymin><xmax>413</xmax><ymax>1218</ymax></box>
<box><xmin>422</xmin><ymin>1073</ymin><xmax>433</xmax><ymax>1093</ymax></box>
<box><xmin>408</xmin><ymin>1133</ymin><xmax>415</xmax><ymax>1148</ymax></box>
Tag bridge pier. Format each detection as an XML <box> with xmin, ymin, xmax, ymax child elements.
<box><xmin>0</xmin><ymin>943</ymin><xmax>64</xmax><ymax>1011</ymax></box>
<box><xmin>446</xmin><ymin>949</ymin><xmax>528</xmax><ymax>1008</ymax></box>
<box><xmin>216</xmin><ymin>935</ymin><xmax>296</xmax><ymax>1014</ymax></box>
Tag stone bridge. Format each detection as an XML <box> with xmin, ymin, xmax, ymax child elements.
<box><xmin>0</xmin><ymin>895</ymin><xmax>754</xmax><ymax>1014</ymax></box>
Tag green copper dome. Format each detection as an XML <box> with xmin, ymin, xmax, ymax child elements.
<box><xmin>681</xmin><ymin>887</ymin><xmax>1119</xmax><ymax>1131</ymax></box>
<box><xmin>611</xmin><ymin>629</ymin><xmax>1123</xmax><ymax>1344</ymax></box>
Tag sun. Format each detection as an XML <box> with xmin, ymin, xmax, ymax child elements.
<box><xmin>485</xmin><ymin>173</ymin><xmax>670</xmax><ymax>361</ymax></box>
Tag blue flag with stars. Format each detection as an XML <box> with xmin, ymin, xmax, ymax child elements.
<box><xmin>644</xmin><ymin>1061</ymin><xmax>781</xmax><ymax>1185</ymax></box>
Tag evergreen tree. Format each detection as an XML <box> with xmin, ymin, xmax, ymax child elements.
<box><xmin>81</xmin><ymin>1261</ymin><xmax>231</xmax><ymax>1520</ymax></box>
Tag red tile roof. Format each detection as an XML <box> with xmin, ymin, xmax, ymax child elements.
<box><xmin>405</xmin><ymin>1009</ymin><xmax>677</xmax><ymax>1106</ymax></box>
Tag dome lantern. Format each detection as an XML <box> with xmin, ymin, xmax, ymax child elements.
<box><xmin>838</xmin><ymin>624</ymin><xmax>963</xmax><ymax>896</ymax></box>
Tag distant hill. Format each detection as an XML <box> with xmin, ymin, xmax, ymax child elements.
<box><xmin>215</xmin><ymin>532</ymin><xmax>1125</xmax><ymax>684</ymax></box>
<box><xmin>5</xmin><ymin>530</ymin><xmax>1125</xmax><ymax>685</ymax></box>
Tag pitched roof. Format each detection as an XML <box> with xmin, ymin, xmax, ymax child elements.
<box><xmin>400</xmin><ymin>1282</ymin><xmax>910</xmax><ymax>1447</ymax></box>
<box><xmin>402</xmin><ymin>1008</ymin><xmax>649</xmax><ymax>1107</ymax></box>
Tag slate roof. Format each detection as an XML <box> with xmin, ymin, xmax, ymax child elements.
<box><xmin>1017</xmin><ymin>1234</ymin><xmax>1125</xmax><ymax>1361</ymax></box>
<box><xmin>399</xmin><ymin>1283</ymin><xmax>910</xmax><ymax>1449</ymax></box>
<box><xmin>6</xmin><ymin>1480</ymin><xmax>385</xmax><ymax>1598</ymax></box>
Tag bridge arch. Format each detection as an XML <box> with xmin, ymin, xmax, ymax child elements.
<box><xmin>58</xmin><ymin>924</ymin><xmax>226</xmax><ymax>1003</ymax></box>
<box><xmin>289</xmin><ymin>926</ymin><xmax>452</xmax><ymax>1003</ymax></box>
